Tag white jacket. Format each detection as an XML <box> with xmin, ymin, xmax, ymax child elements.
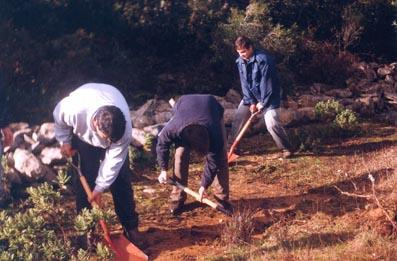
<box><xmin>53</xmin><ymin>83</ymin><xmax>132</xmax><ymax>192</ymax></box>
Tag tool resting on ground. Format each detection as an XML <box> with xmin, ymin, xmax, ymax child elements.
<box><xmin>166</xmin><ymin>177</ymin><xmax>232</xmax><ymax>216</ymax></box>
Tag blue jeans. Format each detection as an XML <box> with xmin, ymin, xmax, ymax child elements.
<box><xmin>229</xmin><ymin>100</ymin><xmax>291</xmax><ymax>151</ymax></box>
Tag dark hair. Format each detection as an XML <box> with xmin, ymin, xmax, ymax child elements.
<box><xmin>235</xmin><ymin>36</ymin><xmax>253</xmax><ymax>50</ymax></box>
<box><xmin>95</xmin><ymin>105</ymin><xmax>126</xmax><ymax>142</ymax></box>
<box><xmin>181</xmin><ymin>124</ymin><xmax>209</xmax><ymax>155</ymax></box>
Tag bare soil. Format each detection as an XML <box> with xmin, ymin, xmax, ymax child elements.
<box><xmin>120</xmin><ymin>122</ymin><xmax>397</xmax><ymax>260</ymax></box>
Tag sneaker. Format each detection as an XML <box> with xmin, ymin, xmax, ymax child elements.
<box><xmin>123</xmin><ymin>228</ymin><xmax>148</xmax><ymax>249</ymax></box>
<box><xmin>169</xmin><ymin>201</ymin><xmax>184</xmax><ymax>216</ymax></box>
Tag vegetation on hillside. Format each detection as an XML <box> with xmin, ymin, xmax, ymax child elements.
<box><xmin>0</xmin><ymin>0</ymin><xmax>396</xmax><ymax>122</ymax></box>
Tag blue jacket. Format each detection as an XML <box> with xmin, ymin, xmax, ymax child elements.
<box><xmin>156</xmin><ymin>94</ymin><xmax>225</xmax><ymax>189</ymax></box>
<box><xmin>236</xmin><ymin>50</ymin><xmax>281</xmax><ymax>110</ymax></box>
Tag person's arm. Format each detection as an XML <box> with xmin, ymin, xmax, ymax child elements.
<box><xmin>94</xmin><ymin>135</ymin><xmax>131</xmax><ymax>192</ymax></box>
<box><xmin>156</xmin><ymin>126</ymin><xmax>175</xmax><ymax>172</ymax></box>
<box><xmin>53</xmin><ymin>100</ymin><xmax>74</xmax><ymax>145</ymax></box>
<box><xmin>258</xmin><ymin>61</ymin><xmax>274</xmax><ymax>109</ymax></box>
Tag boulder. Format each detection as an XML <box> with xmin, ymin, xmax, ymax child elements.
<box><xmin>144</xmin><ymin>123</ymin><xmax>166</xmax><ymax>137</ymax></box>
<box><xmin>131</xmin><ymin>99</ymin><xmax>157</xmax><ymax>129</ymax></box>
<box><xmin>224</xmin><ymin>89</ymin><xmax>242</xmax><ymax>105</ymax></box>
<box><xmin>131</xmin><ymin>128</ymin><xmax>147</xmax><ymax>147</ymax></box>
<box><xmin>40</xmin><ymin>147</ymin><xmax>64</xmax><ymax>165</ymax></box>
<box><xmin>13</xmin><ymin>148</ymin><xmax>53</xmax><ymax>181</ymax></box>
<box><xmin>223</xmin><ymin>108</ymin><xmax>237</xmax><ymax>126</ymax></box>
<box><xmin>34</xmin><ymin>122</ymin><xmax>56</xmax><ymax>144</ymax></box>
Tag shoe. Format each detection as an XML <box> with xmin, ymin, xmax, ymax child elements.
<box><xmin>169</xmin><ymin>201</ymin><xmax>184</xmax><ymax>216</ymax></box>
<box><xmin>282</xmin><ymin>149</ymin><xmax>293</xmax><ymax>159</ymax></box>
<box><xmin>214</xmin><ymin>198</ymin><xmax>234</xmax><ymax>215</ymax></box>
<box><xmin>123</xmin><ymin>228</ymin><xmax>148</xmax><ymax>249</ymax></box>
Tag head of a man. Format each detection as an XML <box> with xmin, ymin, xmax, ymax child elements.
<box><xmin>93</xmin><ymin>105</ymin><xmax>126</xmax><ymax>143</ymax></box>
<box><xmin>235</xmin><ymin>36</ymin><xmax>254</xmax><ymax>61</ymax></box>
<box><xmin>181</xmin><ymin>124</ymin><xmax>209</xmax><ymax>156</ymax></box>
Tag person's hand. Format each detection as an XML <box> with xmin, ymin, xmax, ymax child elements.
<box><xmin>256</xmin><ymin>102</ymin><xmax>264</xmax><ymax>112</ymax></box>
<box><xmin>89</xmin><ymin>190</ymin><xmax>102</xmax><ymax>206</ymax></box>
<box><xmin>60</xmin><ymin>143</ymin><xmax>76</xmax><ymax>157</ymax></box>
<box><xmin>198</xmin><ymin>186</ymin><xmax>206</xmax><ymax>202</ymax></box>
<box><xmin>1</xmin><ymin>127</ymin><xmax>13</xmax><ymax>147</ymax></box>
<box><xmin>158</xmin><ymin>170</ymin><xmax>167</xmax><ymax>184</ymax></box>
<box><xmin>249</xmin><ymin>104</ymin><xmax>258</xmax><ymax>113</ymax></box>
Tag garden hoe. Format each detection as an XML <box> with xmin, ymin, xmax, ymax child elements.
<box><xmin>69</xmin><ymin>161</ymin><xmax>148</xmax><ymax>261</ymax></box>
<box><xmin>228</xmin><ymin>111</ymin><xmax>260</xmax><ymax>163</ymax></box>
<box><xmin>166</xmin><ymin>177</ymin><xmax>232</xmax><ymax>216</ymax></box>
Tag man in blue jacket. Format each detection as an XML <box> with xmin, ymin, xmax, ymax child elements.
<box><xmin>229</xmin><ymin>36</ymin><xmax>293</xmax><ymax>158</ymax></box>
<box><xmin>156</xmin><ymin>94</ymin><xmax>231</xmax><ymax>215</ymax></box>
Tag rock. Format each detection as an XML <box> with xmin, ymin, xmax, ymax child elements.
<box><xmin>377</xmin><ymin>66</ymin><xmax>393</xmax><ymax>77</ymax></box>
<box><xmin>40</xmin><ymin>147</ymin><xmax>64</xmax><ymax>165</ymax></box>
<box><xmin>34</xmin><ymin>122</ymin><xmax>56</xmax><ymax>144</ymax></box>
<box><xmin>385</xmin><ymin>75</ymin><xmax>395</xmax><ymax>84</ymax></box>
<box><xmin>324</xmin><ymin>89</ymin><xmax>353</xmax><ymax>98</ymax></box>
<box><xmin>298</xmin><ymin>94</ymin><xmax>333</xmax><ymax>107</ymax></box>
<box><xmin>154</xmin><ymin>111</ymin><xmax>172</xmax><ymax>124</ymax></box>
<box><xmin>131</xmin><ymin>99</ymin><xmax>157</xmax><ymax>129</ymax></box>
<box><xmin>214</xmin><ymin>96</ymin><xmax>236</xmax><ymax>109</ymax></box>
<box><xmin>131</xmin><ymin>99</ymin><xmax>172</xmax><ymax>128</ymax></box>
<box><xmin>144</xmin><ymin>123</ymin><xmax>166</xmax><ymax>136</ymax></box>
<box><xmin>13</xmin><ymin>148</ymin><xmax>53</xmax><ymax>180</ymax></box>
<box><xmin>131</xmin><ymin>128</ymin><xmax>147</xmax><ymax>147</ymax></box>
<box><xmin>279</xmin><ymin>108</ymin><xmax>297</xmax><ymax>126</ymax></box>
<box><xmin>297</xmin><ymin>107</ymin><xmax>316</xmax><ymax>122</ymax></box>
<box><xmin>223</xmin><ymin>108</ymin><xmax>237</xmax><ymax>126</ymax></box>
<box><xmin>224</xmin><ymin>89</ymin><xmax>242</xmax><ymax>104</ymax></box>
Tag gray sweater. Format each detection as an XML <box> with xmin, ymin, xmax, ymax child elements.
<box><xmin>53</xmin><ymin>83</ymin><xmax>132</xmax><ymax>192</ymax></box>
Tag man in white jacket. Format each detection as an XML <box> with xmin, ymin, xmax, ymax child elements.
<box><xmin>53</xmin><ymin>83</ymin><xmax>143</xmax><ymax>246</ymax></box>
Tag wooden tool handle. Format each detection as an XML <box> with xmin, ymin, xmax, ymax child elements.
<box><xmin>228</xmin><ymin>111</ymin><xmax>260</xmax><ymax>158</ymax></box>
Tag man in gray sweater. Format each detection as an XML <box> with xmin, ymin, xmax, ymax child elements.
<box><xmin>53</xmin><ymin>83</ymin><xmax>143</xmax><ymax>246</ymax></box>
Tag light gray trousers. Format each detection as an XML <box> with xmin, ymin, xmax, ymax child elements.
<box><xmin>229</xmin><ymin>100</ymin><xmax>291</xmax><ymax>151</ymax></box>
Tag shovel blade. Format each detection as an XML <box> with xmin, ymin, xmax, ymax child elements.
<box><xmin>228</xmin><ymin>153</ymin><xmax>239</xmax><ymax>163</ymax></box>
<box><xmin>111</xmin><ymin>234</ymin><xmax>148</xmax><ymax>261</ymax></box>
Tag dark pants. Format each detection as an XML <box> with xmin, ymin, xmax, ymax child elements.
<box><xmin>170</xmin><ymin>120</ymin><xmax>229</xmax><ymax>204</ymax></box>
<box><xmin>72</xmin><ymin>136</ymin><xmax>138</xmax><ymax>230</ymax></box>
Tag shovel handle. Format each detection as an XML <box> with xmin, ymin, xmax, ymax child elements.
<box><xmin>167</xmin><ymin>178</ymin><xmax>232</xmax><ymax>216</ymax></box>
<box><xmin>228</xmin><ymin>111</ymin><xmax>260</xmax><ymax>159</ymax></box>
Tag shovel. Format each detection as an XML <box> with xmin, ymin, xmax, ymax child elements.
<box><xmin>228</xmin><ymin>111</ymin><xmax>260</xmax><ymax>163</ymax></box>
<box><xmin>166</xmin><ymin>177</ymin><xmax>232</xmax><ymax>216</ymax></box>
<box><xmin>69</xmin><ymin>161</ymin><xmax>148</xmax><ymax>261</ymax></box>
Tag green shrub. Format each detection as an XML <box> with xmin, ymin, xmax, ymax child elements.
<box><xmin>315</xmin><ymin>99</ymin><xmax>343</xmax><ymax>121</ymax></box>
<box><xmin>0</xmin><ymin>171</ymin><xmax>115</xmax><ymax>260</ymax></box>
<box><xmin>334</xmin><ymin>109</ymin><xmax>358</xmax><ymax>131</ymax></box>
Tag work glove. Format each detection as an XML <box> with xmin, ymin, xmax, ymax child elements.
<box><xmin>198</xmin><ymin>186</ymin><xmax>207</xmax><ymax>202</ymax></box>
<box><xmin>256</xmin><ymin>102</ymin><xmax>264</xmax><ymax>112</ymax></box>
<box><xmin>158</xmin><ymin>170</ymin><xmax>167</xmax><ymax>184</ymax></box>
<box><xmin>60</xmin><ymin>143</ymin><xmax>76</xmax><ymax>157</ymax></box>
